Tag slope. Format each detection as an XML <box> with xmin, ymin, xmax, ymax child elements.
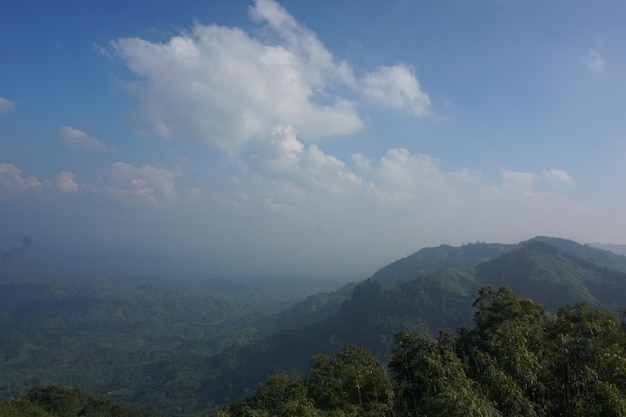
<box><xmin>201</xmin><ymin>239</ymin><xmax>626</xmax><ymax>406</ymax></box>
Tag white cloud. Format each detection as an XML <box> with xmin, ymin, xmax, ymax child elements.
<box><xmin>360</xmin><ymin>64</ymin><xmax>431</xmax><ymax>116</ymax></box>
<box><xmin>351</xmin><ymin>153</ymin><xmax>371</xmax><ymax>171</ymax></box>
<box><xmin>501</xmin><ymin>168</ymin><xmax>538</xmax><ymax>190</ymax></box>
<box><xmin>97</xmin><ymin>162</ymin><xmax>179</xmax><ymax>206</ymax></box>
<box><xmin>92</xmin><ymin>42</ymin><xmax>112</xmax><ymax>59</ymax></box>
<box><xmin>0</xmin><ymin>97</ymin><xmax>16</xmax><ymax>112</ymax></box>
<box><xmin>59</xmin><ymin>126</ymin><xmax>112</xmax><ymax>152</ymax></box>
<box><xmin>111</xmin><ymin>0</ymin><xmax>429</xmax><ymax>149</ymax></box>
<box><xmin>236</xmin><ymin>129</ymin><xmax>582</xmax><ymax>232</ymax></box>
<box><xmin>378</xmin><ymin>148</ymin><xmax>441</xmax><ymax>190</ymax></box>
<box><xmin>218</xmin><ymin>132</ymin><xmax>595</xmax><ymax>270</ymax></box>
<box><xmin>0</xmin><ymin>163</ymin><xmax>41</xmax><ymax>200</ymax></box>
<box><xmin>243</xmin><ymin>127</ymin><xmax>376</xmax><ymax>210</ymax></box>
<box><xmin>542</xmin><ymin>169</ymin><xmax>575</xmax><ymax>185</ymax></box>
<box><xmin>55</xmin><ymin>171</ymin><xmax>80</xmax><ymax>192</ymax></box>
<box><xmin>586</xmin><ymin>49</ymin><xmax>605</xmax><ymax>74</ymax></box>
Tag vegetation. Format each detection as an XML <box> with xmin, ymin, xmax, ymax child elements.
<box><xmin>219</xmin><ymin>286</ymin><xmax>626</xmax><ymax>417</ymax></box>
<box><xmin>0</xmin><ymin>274</ymin><xmax>344</xmax><ymax>415</ymax></box>
<box><xmin>0</xmin><ymin>384</ymin><xmax>157</xmax><ymax>417</ymax></box>
<box><xmin>2</xmin><ymin>237</ymin><xmax>626</xmax><ymax>415</ymax></box>
<box><xmin>202</xmin><ymin>240</ymin><xmax>626</xmax><ymax>405</ymax></box>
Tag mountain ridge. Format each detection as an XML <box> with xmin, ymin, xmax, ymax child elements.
<box><xmin>199</xmin><ymin>237</ymin><xmax>626</xmax><ymax>405</ymax></box>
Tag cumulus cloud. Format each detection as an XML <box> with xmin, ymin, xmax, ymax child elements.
<box><xmin>0</xmin><ymin>163</ymin><xmax>42</xmax><ymax>200</ymax></box>
<box><xmin>97</xmin><ymin>162</ymin><xmax>179</xmax><ymax>206</ymax></box>
<box><xmin>501</xmin><ymin>169</ymin><xmax>538</xmax><ymax>190</ymax></box>
<box><xmin>360</xmin><ymin>64</ymin><xmax>431</xmax><ymax>116</ymax></box>
<box><xmin>351</xmin><ymin>153</ymin><xmax>371</xmax><ymax>171</ymax></box>
<box><xmin>59</xmin><ymin>126</ymin><xmax>112</xmax><ymax>152</ymax></box>
<box><xmin>0</xmin><ymin>97</ymin><xmax>16</xmax><ymax>112</ymax></box>
<box><xmin>542</xmin><ymin>169</ymin><xmax>575</xmax><ymax>185</ymax></box>
<box><xmin>586</xmin><ymin>49</ymin><xmax>605</xmax><ymax>74</ymax></box>
<box><xmin>0</xmin><ymin>164</ymin><xmax>85</xmax><ymax>200</ymax></box>
<box><xmin>111</xmin><ymin>0</ymin><xmax>429</xmax><ymax>149</ymax></box>
<box><xmin>235</xmin><ymin>128</ymin><xmax>586</xmax><ymax>235</ymax></box>
<box><xmin>242</xmin><ymin>127</ymin><xmax>377</xmax><ymax>214</ymax></box>
<box><xmin>55</xmin><ymin>171</ymin><xmax>80</xmax><ymax>192</ymax></box>
<box><xmin>212</xmin><ymin>129</ymin><xmax>594</xmax><ymax>271</ymax></box>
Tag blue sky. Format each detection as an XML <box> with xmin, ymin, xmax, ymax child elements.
<box><xmin>1</xmin><ymin>0</ymin><xmax>626</xmax><ymax>279</ymax></box>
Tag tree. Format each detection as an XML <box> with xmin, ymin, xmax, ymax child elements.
<box><xmin>309</xmin><ymin>345</ymin><xmax>393</xmax><ymax>416</ymax></box>
<box><xmin>542</xmin><ymin>304</ymin><xmax>626</xmax><ymax>417</ymax></box>
<box><xmin>390</xmin><ymin>331</ymin><xmax>501</xmax><ymax>417</ymax></box>
<box><xmin>26</xmin><ymin>385</ymin><xmax>85</xmax><ymax>417</ymax></box>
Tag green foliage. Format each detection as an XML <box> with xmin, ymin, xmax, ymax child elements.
<box><xmin>5</xmin><ymin>237</ymin><xmax>626</xmax><ymax>415</ymax></box>
<box><xmin>221</xmin><ymin>286</ymin><xmax>626</xmax><ymax>417</ymax></box>
<box><xmin>0</xmin><ymin>396</ymin><xmax>52</xmax><ymax>417</ymax></box>
<box><xmin>370</xmin><ymin>242</ymin><xmax>512</xmax><ymax>284</ymax></box>
<box><xmin>203</xmin><ymin>240</ymin><xmax>626</xmax><ymax>406</ymax></box>
<box><xmin>0</xmin><ymin>385</ymin><xmax>153</xmax><ymax>417</ymax></box>
<box><xmin>26</xmin><ymin>385</ymin><xmax>85</xmax><ymax>416</ymax></box>
<box><xmin>309</xmin><ymin>345</ymin><xmax>393</xmax><ymax>414</ymax></box>
<box><xmin>0</xmin><ymin>274</ymin><xmax>343</xmax><ymax>415</ymax></box>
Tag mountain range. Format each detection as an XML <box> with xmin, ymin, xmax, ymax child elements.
<box><xmin>201</xmin><ymin>236</ymin><xmax>626</xmax><ymax>405</ymax></box>
<box><xmin>2</xmin><ymin>236</ymin><xmax>626</xmax><ymax>415</ymax></box>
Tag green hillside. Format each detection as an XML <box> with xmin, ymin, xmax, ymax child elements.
<box><xmin>218</xmin><ymin>287</ymin><xmax>626</xmax><ymax>417</ymax></box>
<box><xmin>369</xmin><ymin>242</ymin><xmax>512</xmax><ymax>283</ymax></box>
<box><xmin>2</xmin><ymin>237</ymin><xmax>626</xmax><ymax>415</ymax></box>
<box><xmin>202</xmin><ymin>239</ymin><xmax>626</xmax><ymax>407</ymax></box>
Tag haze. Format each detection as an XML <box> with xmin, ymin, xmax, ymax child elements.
<box><xmin>1</xmin><ymin>0</ymin><xmax>626</xmax><ymax>279</ymax></box>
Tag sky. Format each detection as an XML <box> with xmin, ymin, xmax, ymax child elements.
<box><xmin>1</xmin><ymin>0</ymin><xmax>626</xmax><ymax>279</ymax></box>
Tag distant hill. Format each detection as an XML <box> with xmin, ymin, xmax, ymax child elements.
<box><xmin>590</xmin><ymin>242</ymin><xmax>626</xmax><ymax>256</ymax></box>
<box><xmin>256</xmin><ymin>236</ymin><xmax>626</xmax><ymax>335</ymax></box>
<box><xmin>4</xmin><ymin>236</ymin><xmax>626</xmax><ymax>414</ymax></box>
<box><xmin>528</xmin><ymin>236</ymin><xmax>626</xmax><ymax>271</ymax></box>
<box><xmin>0</xmin><ymin>275</ymin><xmax>343</xmax><ymax>415</ymax></box>
<box><xmin>369</xmin><ymin>242</ymin><xmax>512</xmax><ymax>283</ymax></box>
<box><xmin>255</xmin><ymin>242</ymin><xmax>512</xmax><ymax>331</ymax></box>
<box><xmin>202</xmin><ymin>238</ymin><xmax>626</xmax><ymax>405</ymax></box>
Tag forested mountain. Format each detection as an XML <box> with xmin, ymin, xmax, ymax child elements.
<box><xmin>0</xmin><ymin>274</ymin><xmax>344</xmax><ymax>414</ymax></box>
<box><xmin>253</xmin><ymin>236</ymin><xmax>626</xmax><ymax>337</ymax></box>
<box><xmin>530</xmin><ymin>236</ymin><xmax>626</xmax><ymax>270</ymax></box>
<box><xmin>202</xmin><ymin>239</ymin><xmax>626</xmax><ymax>407</ymax></box>
<box><xmin>591</xmin><ymin>242</ymin><xmax>626</xmax><ymax>256</ymax></box>
<box><xmin>4</xmin><ymin>287</ymin><xmax>625</xmax><ymax>417</ymax></box>
<box><xmin>369</xmin><ymin>242</ymin><xmax>512</xmax><ymax>283</ymax></box>
<box><xmin>2</xmin><ymin>237</ymin><xmax>626</xmax><ymax>416</ymax></box>
<box><xmin>219</xmin><ymin>287</ymin><xmax>626</xmax><ymax>417</ymax></box>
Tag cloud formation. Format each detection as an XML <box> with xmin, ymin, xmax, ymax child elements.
<box><xmin>233</xmin><ymin>128</ymin><xmax>584</xmax><ymax>238</ymax></box>
<box><xmin>96</xmin><ymin>162</ymin><xmax>179</xmax><ymax>206</ymax></box>
<box><xmin>361</xmin><ymin>65</ymin><xmax>431</xmax><ymax>116</ymax></box>
<box><xmin>586</xmin><ymin>49</ymin><xmax>605</xmax><ymax>74</ymax></box>
<box><xmin>542</xmin><ymin>169</ymin><xmax>575</xmax><ymax>185</ymax></box>
<box><xmin>111</xmin><ymin>0</ymin><xmax>429</xmax><ymax>149</ymax></box>
<box><xmin>55</xmin><ymin>171</ymin><xmax>80</xmax><ymax>192</ymax></box>
<box><xmin>0</xmin><ymin>163</ymin><xmax>42</xmax><ymax>200</ymax></box>
<box><xmin>0</xmin><ymin>97</ymin><xmax>16</xmax><ymax>112</ymax></box>
<box><xmin>59</xmin><ymin>126</ymin><xmax>112</xmax><ymax>152</ymax></box>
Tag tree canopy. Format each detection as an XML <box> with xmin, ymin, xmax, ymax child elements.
<box><xmin>219</xmin><ymin>285</ymin><xmax>626</xmax><ymax>417</ymax></box>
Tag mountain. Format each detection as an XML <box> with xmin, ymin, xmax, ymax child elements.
<box><xmin>255</xmin><ymin>236</ymin><xmax>626</xmax><ymax>335</ymax></box>
<box><xmin>253</xmin><ymin>242</ymin><xmax>514</xmax><ymax>333</ymax></box>
<box><xmin>4</xmin><ymin>236</ymin><xmax>626</xmax><ymax>414</ymax></box>
<box><xmin>370</xmin><ymin>242</ymin><xmax>512</xmax><ymax>283</ymax></box>
<box><xmin>590</xmin><ymin>242</ymin><xmax>626</xmax><ymax>257</ymax></box>
<box><xmin>529</xmin><ymin>236</ymin><xmax>626</xmax><ymax>271</ymax></box>
<box><xmin>202</xmin><ymin>238</ymin><xmax>626</xmax><ymax>406</ymax></box>
<box><xmin>0</xmin><ymin>274</ymin><xmax>345</xmax><ymax>415</ymax></box>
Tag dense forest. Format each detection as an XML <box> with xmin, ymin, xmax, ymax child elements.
<box><xmin>1</xmin><ymin>237</ymin><xmax>626</xmax><ymax>416</ymax></box>
<box><xmin>2</xmin><ymin>286</ymin><xmax>625</xmax><ymax>416</ymax></box>
<box><xmin>219</xmin><ymin>286</ymin><xmax>626</xmax><ymax>417</ymax></box>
